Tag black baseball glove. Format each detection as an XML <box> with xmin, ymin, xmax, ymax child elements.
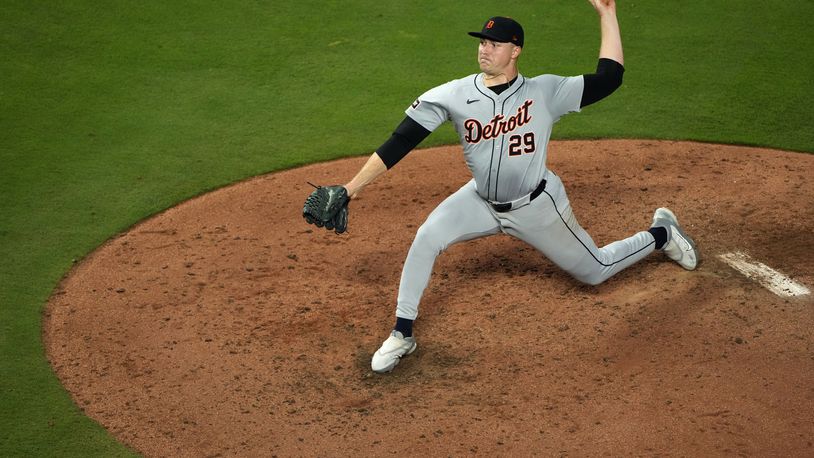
<box><xmin>303</xmin><ymin>184</ymin><xmax>349</xmax><ymax>234</ymax></box>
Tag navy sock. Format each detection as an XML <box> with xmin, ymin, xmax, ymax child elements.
<box><xmin>395</xmin><ymin>317</ymin><xmax>413</xmax><ymax>337</ymax></box>
<box><xmin>648</xmin><ymin>226</ymin><xmax>668</xmax><ymax>250</ymax></box>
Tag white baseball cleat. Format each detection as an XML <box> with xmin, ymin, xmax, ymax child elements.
<box><xmin>652</xmin><ymin>207</ymin><xmax>699</xmax><ymax>270</ymax></box>
<box><xmin>371</xmin><ymin>330</ymin><xmax>417</xmax><ymax>373</ymax></box>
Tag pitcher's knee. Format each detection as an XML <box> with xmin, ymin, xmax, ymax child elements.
<box><xmin>573</xmin><ymin>270</ymin><xmax>608</xmax><ymax>286</ymax></box>
<box><xmin>413</xmin><ymin>223</ymin><xmax>451</xmax><ymax>255</ymax></box>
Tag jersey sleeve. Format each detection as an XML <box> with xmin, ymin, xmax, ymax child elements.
<box><xmin>404</xmin><ymin>81</ymin><xmax>454</xmax><ymax>132</ymax></box>
<box><xmin>532</xmin><ymin>74</ymin><xmax>584</xmax><ymax>120</ymax></box>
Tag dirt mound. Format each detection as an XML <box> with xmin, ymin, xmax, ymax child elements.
<box><xmin>44</xmin><ymin>140</ymin><xmax>814</xmax><ymax>456</ymax></box>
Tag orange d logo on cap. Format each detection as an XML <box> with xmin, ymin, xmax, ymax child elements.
<box><xmin>486</xmin><ymin>20</ymin><xmax>495</xmax><ymax>29</ymax></box>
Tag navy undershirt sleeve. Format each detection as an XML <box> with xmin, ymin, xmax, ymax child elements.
<box><xmin>580</xmin><ymin>58</ymin><xmax>625</xmax><ymax>108</ymax></box>
<box><xmin>375</xmin><ymin>116</ymin><xmax>432</xmax><ymax>169</ymax></box>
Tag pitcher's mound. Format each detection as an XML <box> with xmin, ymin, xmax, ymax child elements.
<box><xmin>44</xmin><ymin>140</ymin><xmax>814</xmax><ymax>456</ymax></box>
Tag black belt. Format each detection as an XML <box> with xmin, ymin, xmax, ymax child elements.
<box><xmin>489</xmin><ymin>179</ymin><xmax>547</xmax><ymax>213</ymax></box>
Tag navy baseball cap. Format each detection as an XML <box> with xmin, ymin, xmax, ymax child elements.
<box><xmin>468</xmin><ymin>16</ymin><xmax>524</xmax><ymax>47</ymax></box>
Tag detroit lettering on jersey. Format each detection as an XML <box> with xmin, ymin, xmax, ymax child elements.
<box><xmin>464</xmin><ymin>99</ymin><xmax>533</xmax><ymax>144</ymax></box>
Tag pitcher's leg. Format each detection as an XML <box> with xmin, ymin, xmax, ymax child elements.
<box><xmin>396</xmin><ymin>180</ymin><xmax>500</xmax><ymax>319</ymax></box>
<box><xmin>373</xmin><ymin>181</ymin><xmax>499</xmax><ymax>373</ymax></box>
<box><xmin>504</xmin><ymin>174</ymin><xmax>656</xmax><ymax>286</ymax></box>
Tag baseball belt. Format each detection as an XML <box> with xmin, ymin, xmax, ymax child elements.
<box><xmin>489</xmin><ymin>179</ymin><xmax>547</xmax><ymax>213</ymax></box>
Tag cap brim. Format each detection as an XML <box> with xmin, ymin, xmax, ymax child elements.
<box><xmin>468</xmin><ymin>31</ymin><xmax>511</xmax><ymax>43</ymax></box>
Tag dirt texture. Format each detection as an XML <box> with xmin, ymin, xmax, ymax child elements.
<box><xmin>44</xmin><ymin>140</ymin><xmax>814</xmax><ymax>457</ymax></box>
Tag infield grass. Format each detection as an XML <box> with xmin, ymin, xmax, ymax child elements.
<box><xmin>1</xmin><ymin>0</ymin><xmax>812</xmax><ymax>455</ymax></box>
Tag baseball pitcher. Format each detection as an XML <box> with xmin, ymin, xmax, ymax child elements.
<box><xmin>302</xmin><ymin>0</ymin><xmax>699</xmax><ymax>373</ymax></box>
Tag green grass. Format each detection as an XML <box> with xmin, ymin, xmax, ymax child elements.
<box><xmin>1</xmin><ymin>1</ymin><xmax>812</xmax><ymax>455</ymax></box>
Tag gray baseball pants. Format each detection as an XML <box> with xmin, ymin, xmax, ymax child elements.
<box><xmin>395</xmin><ymin>171</ymin><xmax>656</xmax><ymax>320</ymax></box>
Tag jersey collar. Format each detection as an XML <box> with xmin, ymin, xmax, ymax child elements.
<box><xmin>475</xmin><ymin>73</ymin><xmax>526</xmax><ymax>102</ymax></box>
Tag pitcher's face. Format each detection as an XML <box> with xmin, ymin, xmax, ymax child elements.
<box><xmin>477</xmin><ymin>39</ymin><xmax>520</xmax><ymax>75</ymax></box>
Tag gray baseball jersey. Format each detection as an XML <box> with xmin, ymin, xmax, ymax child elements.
<box><xmin>406</xmin><ymin>73</ymin><xmax>584</xmax><ymax>203</ymax></box>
